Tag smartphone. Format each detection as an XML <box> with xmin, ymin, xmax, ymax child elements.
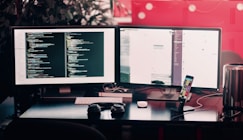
<box><xmin>179</xmin><ymin>75</ymin><xmax>194</xmax><ymax>101</ymax></box>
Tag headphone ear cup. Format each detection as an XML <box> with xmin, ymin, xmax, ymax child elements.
<box><xmin>87</xmin><ymin>103</ymin><xmax>101</xmax><ymax>119</ymax></box>
<box><xmin>87</xmin><ymin>103</ymin><xmax>125</xmax><ymax>119</ymax></box>
<box><xmin>111</xmin><ymin>103</ymin><xmax>125</xmax><ymax>118</ymax></box>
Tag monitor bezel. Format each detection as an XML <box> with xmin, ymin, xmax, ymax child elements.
<box><xmin>117</xmin><ymin>25</ymin><xmax>222</xmax><ymax>92</ymax></box>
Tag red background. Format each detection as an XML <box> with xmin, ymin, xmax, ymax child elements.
<box><xmin>113</xmin><ymin>0</ymin><xmax>243</xmax><ymax>88</ymax></box>
<box><xmin>115</xmin><ymin>0</ymin><xmax>243</xmax><ymax>61</ymax></box>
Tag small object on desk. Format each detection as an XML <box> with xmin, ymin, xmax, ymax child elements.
<box><xmin>151</xmin><ymin>80</ymin><xmax>165</xmax><ymax>85</ymax></box>
<box><xmin>111</xmin><ymin>103</ymin><xmax>126</xmax><ymax>114</ymax></box>
<box><xmin>137</xmin><ymin>101</ymin><xmax>148</xmax><ymax>108</ymax></box>
<box><xmin>75</xmin><ymin>97</ymin><xmax>123</xmax><ymax>105</ymax></box>
<box><xmin>98</xmin><ymin>92</ymin><xmax>133</xmax><ymax>98</ymax></box>
<box><xmin>88</xmin><ymin>103</ymin><xmax>102</xmax><ymax>114</ymax></box>
<box><xmin>87</xmin><ymin>102</ymin><xmax>126</xmax><ymax>119</ymax></box>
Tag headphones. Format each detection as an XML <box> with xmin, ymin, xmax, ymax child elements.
<box><xmin>87</xmin><ymin>102</ymin><xmax>126</xmax><ymax>119</ymax></box>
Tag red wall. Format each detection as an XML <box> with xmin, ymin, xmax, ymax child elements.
<box><xmin>130</xmin><ymin>0</ymin><xmax>243</xmax><ymax>60</ymax></box>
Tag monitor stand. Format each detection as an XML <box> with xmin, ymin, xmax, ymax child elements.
<box><xmin>170</xmin><ymin>99</ymin><xmax>195</xmax><ymax>121</ymax></box>
<box><xmin>147</xmin><ymin>88</ymin><xmax>180</xmax><ymax>101</ymax></box>
<box><xmin>177</xmin><ymin>99</ymin><xmax>187</xmax><ymax>113</ymax></box>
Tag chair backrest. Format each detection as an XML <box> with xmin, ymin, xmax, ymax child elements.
<box><xmin>3</xmin><ymin>118</ymin><xmax>107</xmax><ymax>140</ymax></box>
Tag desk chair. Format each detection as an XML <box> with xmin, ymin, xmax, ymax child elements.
<box><xmin>3</xmin><ymin>118</ymin><xmax>107</xmax><ymax>140</ymax></box>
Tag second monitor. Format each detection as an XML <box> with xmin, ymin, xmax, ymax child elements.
<box><xmin>119</xmin><ymin>26</ymin><xmax>221</xmax><ymax>91</ymax></box>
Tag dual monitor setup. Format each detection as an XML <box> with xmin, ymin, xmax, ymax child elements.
<box><xmin>11</xmin><ymin>25</ymin><xmax>221</xmax><ymax>97</ymax></box>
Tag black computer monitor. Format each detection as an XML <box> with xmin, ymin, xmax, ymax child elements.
<box><xmin>118</xmin><ymin>25</ymin><xmax>221</xmax><ymax>91</ymax></box>
<box><xmin>12</xmin><ymin>26</ymin><xmax>117</xmax><ymax>87</ymax></box>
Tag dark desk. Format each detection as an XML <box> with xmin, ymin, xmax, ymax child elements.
<box><xmin>18</xmin><ymin>100</ymin><xmax>220</xmax><ymax>140</ymax></box>
<box><xmin>19</xmin><ymin>101</ymin><xmax>218</xmax><ymax>122</ymax></box>
<box><xmin>16</xmin><ymin>92</ymin><xmax>243</xmax><ymax>140</ymax></box>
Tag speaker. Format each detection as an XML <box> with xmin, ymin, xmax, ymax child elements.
<box><xmin>223</xmin><ymin>63</ymin><xmax>243</xmax><ymax>120</ymax></box>
<box><xmin>87</xmin><ymin>102</ymin><xmax>125</xmax><ymax>119</ymax></box>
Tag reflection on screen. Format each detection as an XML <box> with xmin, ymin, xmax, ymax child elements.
<box><xmin>119</xmin><ymin>26</ymin><xmax>221</xmax><ymax>90</ymax></box>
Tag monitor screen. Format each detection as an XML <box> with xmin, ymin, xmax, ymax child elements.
<box><xmin>119</xmin><ymin>26</ymin><xmax>221</xmax><ymax>90</ymax></box>
<box><xmin>12</xmin><ymin>26</ymin><xmax>117</xmax><ymax>86</ymax></box>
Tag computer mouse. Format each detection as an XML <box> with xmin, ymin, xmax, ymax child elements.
<box><xmin>137</xmin><ymin>101</ymin><xmax>148</xmax><ymax>108</ymax></box>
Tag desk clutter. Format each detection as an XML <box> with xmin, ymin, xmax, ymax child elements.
<box><xmin>9</xmin><ymin>75</ymin><xmax>228</xmax><ymax>123</ymax></box>
<box><xmin>19</xmin><ymin>97</ymin><xmax>220</xmax><ymax>122</ymax></box>
<box><xmin>14</xmin><ymin>84</ymin><xmax>227</xmax><ymax>140</ymax></box>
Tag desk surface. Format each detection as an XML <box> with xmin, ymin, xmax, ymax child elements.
<box><xmin>20</xmin><ymin>100</ymin><xmax>219</xmax><ymax>122</ymax></box>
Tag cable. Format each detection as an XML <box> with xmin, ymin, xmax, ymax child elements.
<box><xmin>171</xmin><ymin>109</ymin><xmax>208</xmax><ymax>121</ymax></box>
<box><xmin>102</xmin><ymin>83</ymin><xmax>129</xmax><ymax>93</ymax></box>
<box><xmin>193</xmin><ymin>92</ymin><xmax>223</xmax><ymax>110</ymax></box>
<box><xmin>171</xmin><ymin>92</ymin><xmax>223</xmax><ymax>121</ymax></box>
<box><xmin>219</xmin><ymin>111</ymin><xmax>242</xmax><ymax>122</ymax></box>
<box><xmin>191</xmin><ymin>92</ymin><xmax>243</xmax><ymax>121</ymax></box>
